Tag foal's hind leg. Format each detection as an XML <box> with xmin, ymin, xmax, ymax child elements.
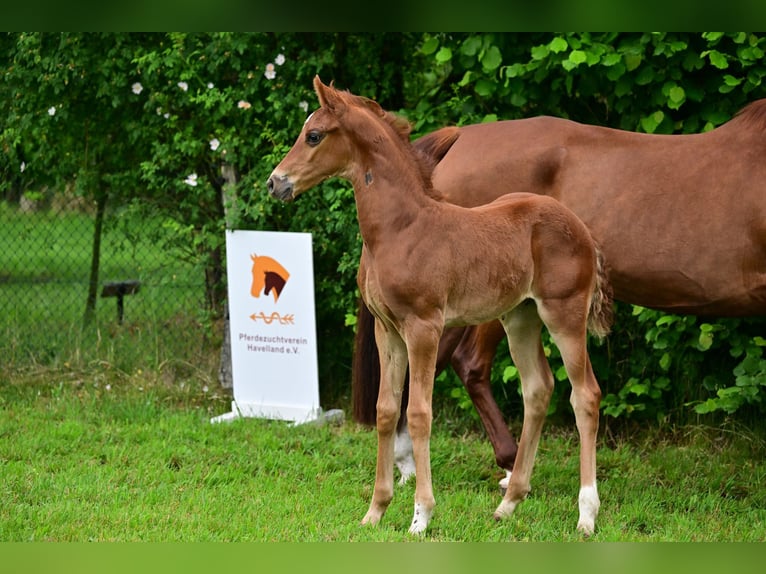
<box><xmin>493</xmin><ymin>302</ymin><xmax>554</xmax><ymax>521</ymax></box>
<box><xmin>540</xmin><ymin>301</ymin><xmax>601</xmax><ymax>536</ymax></box>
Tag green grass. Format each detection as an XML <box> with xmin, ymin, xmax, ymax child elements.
<box><xmin>1</xmin><ymin>366</ymin><xmax>765</xmax><ymax>542</ymax></box>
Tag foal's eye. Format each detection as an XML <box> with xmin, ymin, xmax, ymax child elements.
<box><xmin>306</xmin><ymin>131</ymin><xmax>324</xmax><ymax>146</ymax></box>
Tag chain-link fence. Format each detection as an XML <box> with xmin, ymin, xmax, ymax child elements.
<box><xmin>1</xmin><ymin>190</ymin><xmax>215</xmax><ymax>373</ymax></box>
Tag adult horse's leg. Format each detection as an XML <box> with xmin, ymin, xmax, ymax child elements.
<box><xmin>451</xmin><ymin>321</ymin><xmax>518</xmax><ymax>485</ymax></box>
<box><xmin>362</xmin><ymin>318</ymin><xmax>408</xmax><ymax>527</ymax></box>
<box><xmin>493</xmin><ymin>302</ymin><xmax>553</xmax><ymax>521</ymax></box>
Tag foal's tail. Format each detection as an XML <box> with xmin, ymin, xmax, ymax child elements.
<box><xmin>587</xmin><ymin>246</ymin><xmax>614</xmax><ymax>339</ymax></box>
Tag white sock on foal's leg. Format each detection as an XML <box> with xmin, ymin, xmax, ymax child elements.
<box><xmin>576</xmin><ymin>484</ymin><xmax>600</xmax><ymax>536</ymax></box>
<box><xmin>408</xmin><ymin>501</ymin><xmax>433</xmax><ymax>534</ymax></box>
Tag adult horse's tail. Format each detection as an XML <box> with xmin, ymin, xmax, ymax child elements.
<box><xmin>588</xmin><ymin>247</ymin><xmax>614</xmax><ymax>339</ymax></box>
<box><xmin>351</xmin><ymin>301</ymin><xmax>383</xmax><ymax>426</ymax></box>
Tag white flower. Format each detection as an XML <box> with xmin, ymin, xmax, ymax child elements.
<box><xmin>178</xmin><ymin>81</ymin><xmax>188</xmax><ymax>92</ymax></box>
<box><xmin>131</xmin><ymin>82</ymin><xmax>143</xmax><ymax>95</ymax></box>
<box><xmin>48</xmin><ymin>106</ymin><xmax>56</xmax><ymax>116</ymax></box>
<box><xmin>299</xmin><ymin>100</ymin><xmax>309</xmax><ymax>113</ymax></box>
<box><xmin>264</xmin><ymin>63</ymin><xmax>276</xmax><ymax>80</ymax></box>
<box><xmin>207</xmin><ymin>82</ymin><xmax>214</xmax><ymax>89</ymax></box>
<box><xmin>184</xmin><ymin>173</ymin><xmax>198</xmax><ymax>187</ymax></box>
<box><xmin>209</xmin><ymin>138</ymin><xmax>220</xmax><ymax>151</ymax></box>
<box><xmin>20</xmin><ymin>161</ymin><xmax>26</xmax><ymax>173</ymax></box>
<box><xmin>105</xmin><ymin>384</ymin><xmax>111</xmax><ymax>391</ymax></box>
<box><xmin>275</xmin><ymin>53</ymin><xmax>285</xmax><ymax>66</ymax></box>
<box><xmin>237</xmin><ymin>100</ymin><xmax>251</xmax><ymax>110</ymax></box>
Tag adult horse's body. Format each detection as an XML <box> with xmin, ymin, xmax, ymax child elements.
<box><xmin>353</xmin><ymin>100</ymin><xmax>766</xmax><ymax>485</ymax></box>
<box><xmin>268</xmin><ymin>77</ymin><xmax>612</xmax><ymax>535</ymax></box>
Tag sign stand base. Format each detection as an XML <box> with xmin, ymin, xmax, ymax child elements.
<box><xmin>211</xmin><ymin>403</ymin><xmax>344</xmax><ymax>427</ymax></box>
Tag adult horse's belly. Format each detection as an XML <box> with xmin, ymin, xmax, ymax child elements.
<box><xmin>430</xmin><ymin>118</ymin><xmax>766</xmax><ymax>317</ymax></box>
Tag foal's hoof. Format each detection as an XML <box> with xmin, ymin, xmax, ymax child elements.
<box><xmin>576</xmin><ymin>519</ymin><xmax>595</xmax><ymax>537</ymax></box>
<box><xmin>493</xmin><ymin>499</ymin><xmax>518</xmax><ymax>521</ymax></box>
<box><xmin>408</xmin><ymin>502</ymin><xmax>433</xmax><ymax>535</ymax></box>
<box><xmin>361</xmin><ymin>508</ymin><xmax>384</xmax><ymax>527</ymax></box>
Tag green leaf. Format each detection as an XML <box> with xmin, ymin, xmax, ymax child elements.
<box><xmin>656</xmin><ymin>315</ymin><xmax>678</xmax><ymax>326</ymax></box>
<box><xmin>530</xmin><ymin>44</ymin><xmax>549</xmax><ymax>60</ymax></box>
<box><xmin>421</xmin><ymin>36</ymin><xmax>439</xmax><ymax>55</ymax></box>
<box><xmin>668</xmin><ymin>85</ymin><xmax>685</xmax><ymax>103</ymax></box>
<box><xmin>634</xmin><ymin>66</ymin><xmax>655</xmax><ymax>85</ymax></box>
<box><xmin>457</xmin><ymin>70</ymin><xmax>473</xmax><ymax>87</ymax></box>
<box><xmin>474</xmin><ymin>78</ymin><xmax>495</xmax><ymax>97</ymax></box>
<box><xmin>460</xmin><ymin>36</ymin><xmax>482</xmax><ymax>57</ymax></box>
<box><xmin>624</xmin><ymin>53</ymin><xmax>642</xmax><ymax>71</ymax></box>
<box><xmin>706</xmin><ymin>49</ymin><xmax>729</xmax><ymax>69</ymax></box>
<box><xmin>549</xmin><ymin>36</ymin><xmax>568</xmax><ymax>53</ymax></box>
<box><xmin>640</xmin><ymin>110</ymin><xmax>664</xmax><ymax>134</ymax></box>
<box><xmin>702</xmin><ymin>32</ymin><xmax>724</xmax><ymax>43</ymax></box>
<box><xmin>510</xmin><ymin>92</ymin><xmax>527</xmax><ymax>107</ymax></box>
<box><xmin>420</xmin><ymin>36</ymin><xmax>439</xmax><ymax>56</ymax></box>
<box><xmin>505</xmin><ymin>63</ymin><xmax>525</xmax><ymax>78</ymax></box>
<box><xmin>435</xmin><ymin>46</ymin><xmax>453</xmax><ymax>63</ymax></box>
<box><xmin>568</xmin><ymin>49</ymin><xmax>587</xmax><ymax>65</ymax></box>
<box><xmin>481</xmin><ymin>46</ymin><xmax>502</xmax><ymax>71</ymax></box>
<box><xmin>503</xmin><ymin>365</ymin><xmax>518</xmax><ymax>382</ymax></box>
<box><xmin>698</xmin><ymin>331</ymin><xmax>714</xmax><ymax>351</ymax></box>
<box><xmin>667</xmin><ymin>85</ymin><xmax>686</xmax><ymax>109</ymax></box>
<box><xmin>602</xmin><ymin>53</ymin><xmax>622</xmax><ymax>66</ymax></box>
<box><xmin>606</xmin><ymin>62</ymin><xmax>626</xmax><ymax>81</ymax></box>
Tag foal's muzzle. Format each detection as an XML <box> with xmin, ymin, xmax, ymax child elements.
<box><xmin>267</xmin><ymin>174</ymin><xmax>295</xmax><ymax>202</ymax></box>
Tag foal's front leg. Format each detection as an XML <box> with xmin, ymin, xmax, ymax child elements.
<box><xmin>362</xmin><ymin>321</ymin><xmax>408</xmax><ymax>527</ymax></box>
<box><xmin>404</xmin><ymin>321</ymin><xmax>441</xmax><ymax>534</ymax></box>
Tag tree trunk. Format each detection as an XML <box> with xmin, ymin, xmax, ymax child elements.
<box><xmin>218</xmin><ymin>163</ymin><xmax>239</xmax><ymax>390</ymax></box>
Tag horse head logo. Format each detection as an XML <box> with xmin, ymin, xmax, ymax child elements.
<box><xmin>250</xmin><ymin>254</ymin><xmax>290</xmax><ymax>303</ymax></box>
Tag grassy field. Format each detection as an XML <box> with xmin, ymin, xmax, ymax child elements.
<box><xmin>2</xmin><ymin>363</ymin><xmax>765</xmax><ymax>543</ymax></box>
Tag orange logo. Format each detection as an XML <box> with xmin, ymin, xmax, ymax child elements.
<box><xmin>250</xmin><ymin>254</ymin><xmax>290</xmax><ymax>303</ymax></box>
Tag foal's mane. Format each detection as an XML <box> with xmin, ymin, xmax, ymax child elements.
<box><xmin>730</xmin><ymin>98</ymin><xmax>766</xmax><ymax>132</ymax></box>
<box><xmin>341</xmin><ymin>90</ymin><xmax>458</xmax><ymax>200</ymax></box>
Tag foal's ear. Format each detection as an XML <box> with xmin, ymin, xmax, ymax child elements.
<box><xmin>314</xmin><ymin>75</ymin><xmax>346</xmax><ymax>116</ymax></box>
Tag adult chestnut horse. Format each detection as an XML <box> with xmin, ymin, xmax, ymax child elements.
<box><xmin>268</xmin><ymin>77</ymin><xmax>613</xmax><ymax>535</ymax></box>
<box><xmin>353</xmin><ymin>98</ymin><xmax>766</xmax><ymax>488</ymax></box>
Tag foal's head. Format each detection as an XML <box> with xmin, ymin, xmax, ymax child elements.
<box><xmin>267</xmin><ymin>76</ymin><xmax>427</xmax><ymax>201</ymax></box>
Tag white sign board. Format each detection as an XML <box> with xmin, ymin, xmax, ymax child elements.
<box><xmin>212</xmin><ymin>230</ymin><xmax>321</xmax><ymax>424</ymax></box>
